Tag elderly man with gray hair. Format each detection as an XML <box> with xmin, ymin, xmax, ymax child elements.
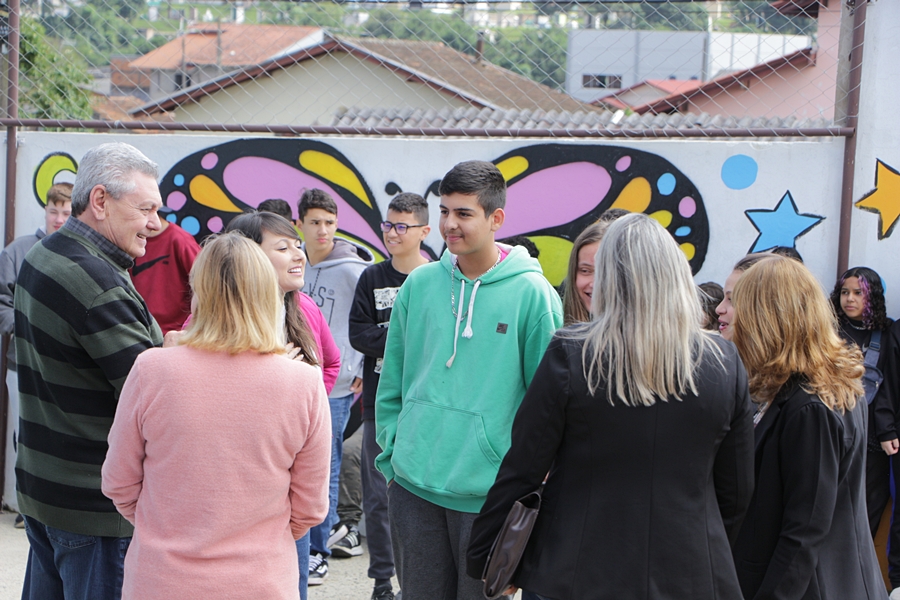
<box><xmin>14</xmin><ymin>142</ymin><xmax>164</xmax><ymax>600</ymax></box>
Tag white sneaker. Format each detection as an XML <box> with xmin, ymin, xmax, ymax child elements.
<box><xmin>326</xmin><ymin>523</ymin><xmax>348</xmax><ymax>548</ymax></box>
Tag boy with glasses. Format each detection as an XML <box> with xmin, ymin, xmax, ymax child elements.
<box><xmin>349</xmin><ymin>193</ymin><xmax>431</xmax><ymax>600</ymax></box>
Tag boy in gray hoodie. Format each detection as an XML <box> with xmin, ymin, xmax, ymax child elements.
<box><xmin>297</xmin><ymin>188</ymin><xmax>373</xmax><ymax>585</ymax></box>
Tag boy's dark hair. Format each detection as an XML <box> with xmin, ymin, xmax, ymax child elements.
<box><xmin>297</xmin><ymin>188</ymin><xmax>338</xmax><ymax>220</ymax></box>
<box><xmin>438</xmin><ymin>160</ymin><xmax>506</xmax><ymax>216</ymax></box>
<box><xmin>388</xmin><ymin>193</ymin><xmax>429</xmax><ymax>225</ymax></box>
<box><xmin>769</xmin><ymin>246</ymin><xmax>804</xmax><ymax>263</ymax></box>
<box><xmin>498</xmin><ymin>235</ymin><xmax>539</xmax><ymax>259</ymax></box>
<box><xmin>598</xmin><ymin>208</ymin><xmax>629</xmax><ymax>222</ymax></box>
<box><xmin>258</xmin><ymin>199</ymin><xmax>293</xmax><ymax>221</ymax></box>
<box><xmin>698</xmin><ymin>282</ymin><xmax>724</xmax><ymax>331</ymax></box>
<box><xmin>47</xmin><ymin>182</ymin><xmax>73</xmax><ymax>206</ymax></box>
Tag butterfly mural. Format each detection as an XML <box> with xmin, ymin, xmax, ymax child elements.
<box><xmin>31</xmin><ymin>140</ymin><xmax>709</xmax><ymax>285</ymax></box>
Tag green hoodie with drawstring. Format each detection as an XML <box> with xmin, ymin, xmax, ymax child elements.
<box><xmin>375</xmin><ymin>244</ymin><xmax>563</xmax><ymax>513</ymax></box>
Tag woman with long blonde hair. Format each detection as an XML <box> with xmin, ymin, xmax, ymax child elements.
<box><xmin>102</xmin><ymin>233</ymin><xmax>332</xmax><ymax>600</ymax></box>
<box><xmin>467</xmin><ymin>214</ymin><xmax>754</xmax><ymax>600</ymax></box>
<box><xmin>731</xmin><ymin>256</ymin><xmax>883</xmax><ymax>600</ymax></box>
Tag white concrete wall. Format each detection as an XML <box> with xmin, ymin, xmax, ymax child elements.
<box><xmin>5</xmin><ymin>129</ymin><xmax>872</xmax><ymax>508</ymax></box>
<box><xmin>848</xmin><ymin>0</ymin><xmax>900</xmax><ymax>316</ymax></box>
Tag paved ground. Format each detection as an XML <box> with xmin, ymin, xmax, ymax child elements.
<box><xmin>0</xmin><ymin>509</ymin><xmax>396</xmax><ymax>600</ymax></box>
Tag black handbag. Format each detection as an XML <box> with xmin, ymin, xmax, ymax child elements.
<box><xmin>481</xmin><ymin>487</ymin><xmax>543</xmax><ymax>600</ymax></box>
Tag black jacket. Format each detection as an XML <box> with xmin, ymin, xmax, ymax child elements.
<box><xmin>466</xmin><ymin>333</ymin><xmax>754</xmax><ymax>600</ymax></box>
<box><xmin>733</xmin><ymin>378</ymin><xmax>885</xmax><ymax>600</ymax></box>
<box><xmin>837</xmin><ymin>320</ymin><xmax>897</xmax><ymax>444</ymax></box>
<box><xmin>348</xmin><ymin>259</ymin><xmax>409</xmax><ymax>419</ymax></box>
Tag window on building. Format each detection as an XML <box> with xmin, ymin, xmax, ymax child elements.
<box><xmin>583</xmin><ymin>74</ymin><xmax>623</xmax><ymax>89</ymax></box>
<box><xmin>174</xmin><ymin>72</ymin><xmax>192</xmax><ymax>90</ymax></box>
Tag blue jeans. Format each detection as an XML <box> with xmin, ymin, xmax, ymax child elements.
<box><xmin>21</xmin><ymin>516</ymin><xmax>130</xmax><ymax>600</ymax></box>
<box><xmin>309</xmin><ymin>393</ymin><xmax>353</xmax><ymax>556</ymax></box>
<box><xmin>296</xmin><ymin>533</ymin><xmax>310</xmax><ymax>600</ymax></box>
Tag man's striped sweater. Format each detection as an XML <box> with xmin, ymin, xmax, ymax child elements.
<box><xmin>14</xmin><ymin>218</ymin><xmax>162</xmax><ymax>537</ymax></box>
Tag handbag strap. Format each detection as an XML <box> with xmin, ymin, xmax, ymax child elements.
<box><xmin>865</xmin><ymin>330</ymin><xmax>882</xmax><ymax>369</ymax></box>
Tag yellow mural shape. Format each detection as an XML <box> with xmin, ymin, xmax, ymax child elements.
<box><xmin>299</xmin><ymin>151</ymin><xmax>371</xmax><ymax>208</ymax></box>
<box><xmin>531</xmin><ymin>236</ymin><xmax>573</xmax><ymax>287</ymax></box>
<box><xmin>35</xmin><ymin>154</ymin><xmax>77</xmax><ymax>206</ymax></box>
<box><xmin>680</xmin><ymin>243</ymin><xmax>696</xmax><ymax>260</ymax></box>
<box><xmin>609</xmin><ymin>177</ymin><xmax>651</xmax><ymax>213</ymax></box>
<box><xmin>496</xmin><ymin>157</ymin><xmax>529</xmax><ymax>182</ymax></box>
<box><xmin>856</xmin><ymin>160</ymin><xmax>900</xmax><ymax>239</ymax></box>
<box><xmin>189</xmin><ymin>175</ymin><xmax>243</xmax><ymax>213</ymax></box>
<box><xmin>650</xmin><ymin>210</ymin><xmax>672</xmax><ymax>228</ymax></box>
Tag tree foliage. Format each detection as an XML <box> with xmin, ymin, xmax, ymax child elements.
<box><xmin>19</xmin><ymin>17</ymin><xmax>93</xmax><ymax>120</ymax></box>
<box><xmin>46</xmin><ymin>1</ymin><xmax>165</xmax><ymax>67</ymax></box>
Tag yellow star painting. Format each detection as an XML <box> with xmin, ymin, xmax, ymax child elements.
<box><xmin>857</xmin><ymin>159</ymin><xmax>900</xmax><ymax>239</ymax></box>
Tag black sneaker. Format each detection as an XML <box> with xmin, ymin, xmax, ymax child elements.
<box><xmin>14</xmin><ymin>514</ymin><xmax>25</xmax><ymax>529</ymax></box>
<box><xmin>308</xmin><ymin>552</ymin><xmax>328</xmax><ymax>585</ymax></box>
<box><xmin>331</xmin><ymin>524</ymin><xmax>363</xmax><ymax>557</ymax></box>
<box><xmin>326</xmin><ymin>522</ymin><xmax>348</xmax><ymax>548</ymax></box>
<box><xmin>371</xmin><ymin>584</ymin><xmax>395</xmax><ymax>600</ymax></box>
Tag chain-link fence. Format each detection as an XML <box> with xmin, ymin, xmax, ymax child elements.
<box><xmin>0</xmin><ymin>0</ymin><xmax>860</xmax><ymax>136</ymax></box>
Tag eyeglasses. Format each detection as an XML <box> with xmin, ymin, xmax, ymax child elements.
<box><xmin>380</xmin><ymin>221</ymin><xmax>426</xmax><ymax>235</ymax></box>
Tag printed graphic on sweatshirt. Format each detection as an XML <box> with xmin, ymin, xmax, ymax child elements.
<box><xmin>374</xmin><ymin>286</ymin><xmax>401</xmax><ymax>311</ymax></box>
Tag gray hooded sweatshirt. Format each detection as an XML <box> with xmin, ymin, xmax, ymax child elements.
<box><xmin>303</xmin><ymin>238</ymin><xmax>374</xmax><ymax>398</ymax></box>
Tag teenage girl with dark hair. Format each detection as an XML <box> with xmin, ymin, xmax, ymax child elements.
<box><xmin>226</xmin><ymin>211</ymin><xmax>341</xmax><ymax>599</ymax></box>
<box><xmin>829</xmin><ymin>267</ymin><xmax>896</xmax><ymax>541</ymax></box>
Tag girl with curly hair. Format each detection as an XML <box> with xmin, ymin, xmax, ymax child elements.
<box><xmin>830</xmin><ymin>267</ymin><xmax>896</xmax><ymax>538</ymax></box>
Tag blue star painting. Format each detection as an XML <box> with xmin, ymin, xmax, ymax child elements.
<box><xmin>744</xmin><ymin>191</ymin><xmax>824</xmax><ymax>253</ymax></box>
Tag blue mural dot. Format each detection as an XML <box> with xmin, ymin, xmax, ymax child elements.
<box><xmin>173</xmin><ymin>174</ymin><xmax>185</xmax><ymax>186</ymax></box>
<box><xmin>675</xmin><ymin>226</ymin><xmax>691</xmax><ymax>237</ymax></box>
<box><xmin>721</xmin><ymin>155</ymin><xmax>758</xmax><ymax>190</ymax></box>
<box><xmin>657</xmin><ymin>173</ymin><xmax>676</xmax><ymax>195</ymax></box>
<box><xmin>166</xmin><ymin>214</ymin><xmax>177</xmax><ymax>223</ymax></box>
<box><xmin>180</xmin><ymin>216</ymin><xmax>200</xmax><ymax>235</ymax></box>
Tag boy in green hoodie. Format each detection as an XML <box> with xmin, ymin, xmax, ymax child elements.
<box><xmin>375</xmin><ymin>160</ymin><xmax>563</xmax><ymax>600</ymax></box>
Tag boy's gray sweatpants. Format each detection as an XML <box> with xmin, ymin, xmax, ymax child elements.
<box><xmin>388</xmin><ymin>482</ymin><xmax>512</xmax><ymax>600</ymax></box>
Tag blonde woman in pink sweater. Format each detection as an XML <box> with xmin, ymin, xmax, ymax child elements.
<box><xmin>102</xmin><ymin>232</ymin><xmax>332</xmax><ymax>600</ymax></box>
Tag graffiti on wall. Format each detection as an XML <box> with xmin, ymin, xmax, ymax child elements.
<box><xmin>856</xmin><ymin>159</ymin><xmax>900</xmax><ymax>240</ymax></box>
<box><xmin>31</xmin><ymin>140</ymin><xmax>711</xmax><ymax>286</ymax></box>
<box><xmin>744</xmin><ymin>191</ymin><xmax>824</xmax><ymax>253</ymax></box>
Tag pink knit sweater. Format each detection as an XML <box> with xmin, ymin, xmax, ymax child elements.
<box><xmin>102</xmin><ymin>346</ymin><xmax>331</xmax><ymax>600</ymax></box>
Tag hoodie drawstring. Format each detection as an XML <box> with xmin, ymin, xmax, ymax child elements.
<box><xmin>446</xmin><ymin>280</ymin><xmax>466</xmax><ymax>368</ymax></box>
<box><xmin>462</xmin><ymin>280</ymin><xmax>481</xmax><ymax>339</ymax></box>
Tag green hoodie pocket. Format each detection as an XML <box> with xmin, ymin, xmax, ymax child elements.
<box><xmin>392</xmin><ymin>398</ymin><xmax>503</xmax><ymax>498</ymax></box>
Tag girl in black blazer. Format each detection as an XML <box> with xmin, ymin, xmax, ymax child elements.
<box><xmin>731</xmin><ymin>256</ymin><xmax>885</xmax><ymax>600</ymax></box>
<box><xmin>467</xmin><ymin>214</ymin><xmax>755</xmax><ymax>600</ymax></box>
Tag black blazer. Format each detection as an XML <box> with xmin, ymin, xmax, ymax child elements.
<box><xmin>466</xmin><ymin>333</ymin><xmax>755</xmax><ymax>600</ymax></box>
<box><xmin>733</xmin><ymin>377</ymin><xmax>885</xmax><ymax>600</ymax></box>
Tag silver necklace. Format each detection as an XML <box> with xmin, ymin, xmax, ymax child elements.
<box><xmin>450</xmin><ymin>247</ymin><xmax>502</xmax><ymax>318</ymax></box>
<box><xmin>847</xmin><ymin>320</ymin><xmax>868</xmax><ymax>331</ymax></box>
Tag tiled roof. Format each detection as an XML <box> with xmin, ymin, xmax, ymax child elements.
<box><xmin>594</xmin><ymin>79</ymin><xmax>704</xmax><ymax>110</ymax></box>
<box><xmin>642</xmin><ymin>79</ymin><xmax>706</xmax><ymax>95</ymax></box>
<box><xmin>129</xmin><ymin>25</ymin><xmax>322</xmax><ymax>70</ymax></box>
<box><xmin>771</xmin><ymin>0</ymin><xmax>821</xmax><ymax>17</ymax></box>
<box><xmin>340</xmin><ymin>37</ymin><xmax>594</xmax><ymax>113</ymax></box>
<box><xmin>132</xmin><ymin>35</ymin><xmax>596</xmax><ymax>116</ymax></box>
<box><xmin>330</xmin><ymin>106</ymin><xmax>833</xmax><ymax>130</ymax></box>
<box><xmin>634</xmin><ymin>48</ymin><xmax>815</xmax><ymax>115</ymax></box>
